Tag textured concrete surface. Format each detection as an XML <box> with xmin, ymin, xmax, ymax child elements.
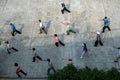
<box><xmin>0</xmin><ymin>0</ymin><xmax>120</xmax><ymax>80</ymax></box>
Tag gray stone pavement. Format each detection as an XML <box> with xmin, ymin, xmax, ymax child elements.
<box><xmin>0</xmin><ymin>0</ymin><xmax>120</xmax><ymax>80</ymax></box>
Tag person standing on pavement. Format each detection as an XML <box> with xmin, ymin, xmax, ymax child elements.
<box><xmin>62</xmin><ymin>22</ymin><xmax>76</xmax><ymax>35</ymax></box>
<box><xmin>32</xmin><ymin>48</ymin><xmax>42</xmax><ymax>62</ymax></box>
<box><xmin>14</xmin><ymin>63</ymin><xmax>27</xmax><ymax>78</ymax></box>
<box><xmin>54</xmin><ymin>34</ymin><xmax>65</xmax><ymax>47</ymax></box>
<box><xmin>80</xmin><ymin>43</ymin><xmax>88</xmax><ymax>58</ymax></box>
<box><xmin>5</xmin><ymin>41</ymin><xmax>18</xmax><ymax>54</ymax></box>
<box><xmin>99</xmin><ymin>17</ymin><xmax>111</xmax><ymax>33</ymax></box>
<box><xmin>61</xmin><ymin>1</ymin><xmax>71</xmax><ymax>14</ymax></box>
<box><xmin>36</xmin><ymin>19</ymin><xmax>47</xmax><ymax>34</ymax></box>
<box><xmin>92</xmin><ymin>32</ymin><xmax>103</xmax><ymax>47</ymax></box>
<box><xmin>9</xmin><ymin>23</ymin><xmax>21</xmax><ymax>37</ymax></box>
<box><xmin>113</xmin><ymin>46</ymin><xmax>120</xmax><ymax>62</ymax></box>
<box><xmin>47</xmin><ymin>59</ymin><xmax>56</xmax><ymax>75</ymax></box>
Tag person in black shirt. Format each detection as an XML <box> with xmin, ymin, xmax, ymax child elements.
<box><xmin>61</xmin><ymin>2</ymin><xmax>71</xmax><ymax>14</ymax></box>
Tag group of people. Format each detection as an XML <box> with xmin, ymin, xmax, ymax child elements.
<box><xmin>3</xmin><ymin>2</ymin><xmax>71</xmax><ymax>77</ymax></box>
<box><xmin>1</xmin><ymin>1</ymin><xmax>120</xmax><ymax>78</ymax></box>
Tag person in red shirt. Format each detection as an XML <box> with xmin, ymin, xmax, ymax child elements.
<box><xmin>14</xmin><ymin>63</ymin><xmax>27</xmax><ymax>77</ymax></box>
<box><xmin>54</xmin><ymin>34</ymin><xmax>65</xmax><ymax>47</ymax></box>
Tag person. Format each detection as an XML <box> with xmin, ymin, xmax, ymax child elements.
<box><xmin>62</xmin><ymin>22</ymin><xmax>76</xmax><ymax>35</ymax></box>
<box><xmin>113</xmin><ymin>46</ymin><xmax>120</xmax><ymax>62</ymax></box>
<box><xmin>80</xmin><ymin>43</ymin><xmax>88</xmax><ymax>58</ymax></box>
<box><xmin>100</xmin><ymin>17</ymin><xmax>111</xmax><ymax>33</ymax></box>
<box><xmin>36</xmin><ymin>20</ymin><xmax>47</xmax><ymax>34</ymax></box>
<box><xmin>5</xmin><ymin>41</ymin><xmax>18</xmax><ymax>54</ymax></box>
<box><xmin>61</xmin><ymin>2</ymin><xmax>71</xmax><ymax>14</ymax></box>
<box><xmin>32</xmin><ymin>48</ymin><xmax>42</xmax><ymax>62</ymax></box>
<box><xmin>14</xmin><ymin>63</ymin><xmax>27</xmax><ymax>77</ymax></box>
<box><xmin>9</xmin><ymin>23</ymin><xmax>21</xmax><ymax>37</ymax></box>
<box><xmin>47</xmin><ymin>59</ymin><xmax>56</xmax><ymax>75</ymax></box>
<box><xmin>54</xmin><ymin>34</ymin><xmax>65</xmax><ymax>47</ymax></box>
<box><xmin>92</xmin><ymin>32</ymin><xmax>103</xmax><ymax>47</ymax></box>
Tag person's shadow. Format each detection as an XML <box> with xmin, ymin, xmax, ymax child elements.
<box><xmin>45</xmin><ymin>21</ymin><xmax>51</xmax><ymax>33</ymax></box>
<box><xmin>18</xmin><ymin>24</ymin><xmax>24</xmax><ymax>33</ymax></box>
<box><xmin>71</xmin><ymin>23</ymin><xmax>79</xmax><ymax>33</ymax></box>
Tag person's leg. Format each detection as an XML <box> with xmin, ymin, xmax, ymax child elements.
<box><xmin>11</xmin><ymin>31</ymin><xmax>15</xmax><ymax>36</ymax></box>
<box><xmin>61</xmin><ymin>9</ymin><xmax>64</xmax><ymax>14</ymax></box>
<box><xmin>20</xmin><ymin>70</ymin><xmax>27</xmax><ymax>76</ymax></box>
<box><xmin>107</xmin><ymin>26</ymin><xmax>111</xmax><ymax>31</ymax></box>
<box><xmin>64</xmin><ymin>7</ymin><xmax>71</xmax><ymax>13</ymax></box>
<box><xmin>32</xmin><ymin>56</ymin><xmax>36</xmax><ymax>62</ymax></box>
<box><xmin>51</xmin><ymin>67</ymin><xmax>56</xmax><ymax>73</ymax></box>
<box><xmin>99</xmin><ymin>41</ymin><xmax>103</xmax><ymax>46</ymax></box>
<box><xmin>12</xmin><ymin>47</ymin><xmax>18</xmax><ymax>51</ymax></box>
<box><xmin>42</xmin><ymin>27</ymin><xmax>47</xmax><ymax>34</ymax></box>
<box><xmin>66</xmin><ymin>30</ymin><xmax>70</xmax><ymax>35</ymax></box>
<box><xmin>47</xmin><ymin>68</ymin><xmax>51</xmax><ymax>75</ymax></box>
<box><xmin>15</xmin><ymin>30</ymin><xmax>21</xmax><ymax>34</ymax></box>
<box><xmin>55</xmin><ymin>42</ymin><xmax>59</xmax><ymax>47</ymax></box>
<box><xmin>94</xmin><ymin>40</ymin><xmax>98</xmax><ymax>47</ymax></box>
<box><xmin>80</xmin><ymin>51</ymin><xmax>85</xmax><ymax>58</ymax></box>
<box><xmin>16</xmin><ymin>72</ymin><xmax>21</xmax><ymax>77</ymax></box>
<box><xmin>114</xmin><ymin>56</ymin><xmax>120</xmax><ymax>62</ymax></box>
<box><xmin>102</xmin><ymin>26</ymin><xmax>106</xmax><ymax>33</ymax></box>
<box><xmin>40</xmin><ymin>28</ymin><xmax>43</xmax><ymax>33</ymax></box>
<box><xmin>7</xmin><ymin>48</ymin><xmax>11</xmax><ymax>54</ymax></box>
<box><xmin>59</xmin><ymin>41</ymin><xmax>65</xmax><ymax>46</ymax></box>
<box><xmin>69</xmin><ymin>30</ymin><xmax>76</xmax><ymax>34</ymax></box>
<box><xmin>36</xmin><ymin>56</ymin><xmax>42</xmax><ymax>61</ymax></box>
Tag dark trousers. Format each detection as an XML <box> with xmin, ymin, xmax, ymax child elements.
<box><xmin>7</xmin><ymin>47</ymin><xmax>18</xmax><ymax>54</ymax></box>
<box><xmin>32</xmin><ymin>56</ymin><xmax>42</xmax><ymax>62</ymax></box>
<box><xmin>67</xmin><ymin>29</ymin><xmax>76</xmax><ymax>35</ymax></box>
<box><xmin>40</xmin><ymin>27</ymin><xmax>47</xmax><ymax>34</ymax></box>
<box><xmin>47</xmin><ymin>66</ymin><xmax>56</xmax><ymax>75</ymax></box>
<box><xmin>114</xmin><ymin>56</ymin><xmax>120</xmax><ymax>62</ymax></box>
<box><xmin>11</xmin><ymin>30</ymin><xmax>21</xmax><ymax>36</ymax></box>
<box><xmin>16</xmin><ymin>70</ymin><xmax>27</xmax><ymax>77</ymax></box>
<box><xmin>61</xmin><ymin>7</ymin><xmax>70</xmax><ymax>14</ymax></box>
<box><xmin>102</xmin><ymin>26</ymin><xmax>111</xmax><ymax>33</ymax></box>
<box><xmin>55</xmin><ymin>41</ymin><xmax>65</xmax><ymax>47</ymax></box>
<box><xmin>94</xmin><ymin>40</ymin><xmax>103</xmax><ymax>47</ymax></box>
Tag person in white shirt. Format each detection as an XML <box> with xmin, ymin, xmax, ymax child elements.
<box><xmin>113</xmin><ymin>46</ymin><xmax>120</xmax><ymax>62</ymax></box>
<box><xmin>36</xmin><ymin>20</ymin><xmax>47</xmax><ymax>34</ymax></box>
<box><xmin>62</xmin><ymin>22</ymin><xmax>76</xmax><ymax>35</ymax></box>
<box><xmin>47</xmin><ymin>59</ymin><xmax>56</xmax><ymax>75</ymax></box>
<box><xmin>32</xmin><ymin>48</ymin><xmax>42</xmax><ymax>62</ymax></box>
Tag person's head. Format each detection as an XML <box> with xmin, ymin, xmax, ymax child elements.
<box><xmin>39</xmin><ymin>20</ymin><xmax>41</xmax><ymax>22</ymax></box>
<box><xmin>47</xmin><ymin>59</ymin><xmax>50</xmax><ymax>62</ymax></box>
<box><xmin>105</xmin><ymin>16</ymin><xmax>107</xmax><ymax>19</ymax></box>
<box><xmin>14</xmin><ymin>63</ymin><xmax>18</xmax><ymax>66</ymax></box>
<box><xmin>5</xmin><ymin>41</ymin><xmax>9</xmax><ymax>44</ymax></box>
<box><xmin>54</xmin><ymin>34</ymin><xmax>57</xmax><ymax>37</ymax></box>
<box><xmin>32</xmin><ymin>48</ymin><xmax>35</xmax><ymax>51</ymax></box>
<box><xmin>10</xmin><ymin>23</ymin><xmax>13</xmax><ymax>25</ymax></box>
<box><xmin>83</xmin><ymin>43</ymin><xmax>86</xmax><ymax>46</ymax></box>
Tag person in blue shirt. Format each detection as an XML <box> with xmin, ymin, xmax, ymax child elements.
<box><xmin>101</xmin><ymin>17</ymin><xmax>111</xmax><ymax>33</ymax></box>
<box><xmin>10</xmin><ymin>23</ymin><xmax>21</xmax><ymax>36</ymax></box>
